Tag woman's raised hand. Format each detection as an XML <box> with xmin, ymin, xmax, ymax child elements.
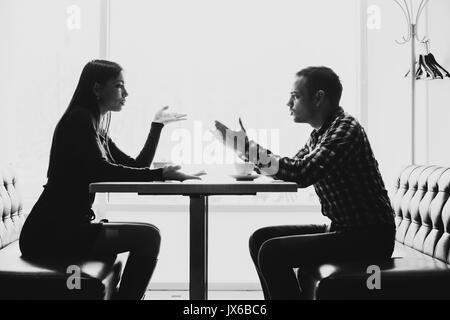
<box><xmin>162</xmin><ymin>165</ymin><xmax>207</xmax><ymax>182</ymax></box>
<box><xmin>153</xmin><ymin>106</ymin><xmax>187</xmax><ymax>125</ymax></box>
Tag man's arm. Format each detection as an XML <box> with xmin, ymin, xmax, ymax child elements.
<box><xmin>240</xmin><ymin>121</ymin><xmax>361</xmax><ymax>187</ymax></box>
<box><xmin>273</xmin><ymin>121</ymin><xmax>361</xmax><ymax>187</ymax></box>
<box><xmin>214</xmin><ymin>119</ymin><xmax>311</xmax><ymax>177</ymax></box>
<box><xmin>238</xmin><ymin>140</ymin><xmax>310</xmax><ymax>177</ymax></box>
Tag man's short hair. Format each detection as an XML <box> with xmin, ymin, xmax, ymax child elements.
<box><xmin>296</xmin><ymin>66</ymin><xmax>343</xmax><ymax>107</ymax></box>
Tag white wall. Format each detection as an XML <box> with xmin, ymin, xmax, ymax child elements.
<box><xmin>0</xmin><ymin>0</ymin><xmax>17</xmax><ymax>162</ymax></box>
<box><xmin>427</xmin><ymin>0</ymin><xmax>450</xmax><ymax>165</ymax></box>
<box><xmin>0</xmin><ymin>0</ymin><xmax>102</xmax><ymax>205</ymax></box>
<box><xmin>108</xmin><ymin>0</ymin><xmax>362</xmax><ymax>167</ymax></box>
<box><xmin>366</xmin><ymin>0</ymin><xmax>450</xmax><ymax>188</ymax></box>
<box><xmin>366</xmin><ymin>0</ymin><xmax>418</xmax><ymax>188</ymax></box>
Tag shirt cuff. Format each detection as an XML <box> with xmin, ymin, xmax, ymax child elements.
<box><xmin>147</xmin><ymin>168</ymin><xmax>165</xmax><ymax>181</ymax></box>
<box><xmin>240</xmin><ymin>140</ymin><xmax>280</xmax><ymax>176</ymax></box>
<box><xmin>150</xmin><ymin>122</ymin><xmax>164</xmax><ymax>132</ymax></box>
<box><xmin>258</xmin><ymin>157</ymin><xmax>280</xmax><ymax>176</ymax></box>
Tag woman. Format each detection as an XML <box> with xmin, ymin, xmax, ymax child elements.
<box><xmin>19</xmin><ymin>59</ymin><xmax>202</xmax><ymax>299</ymax></box>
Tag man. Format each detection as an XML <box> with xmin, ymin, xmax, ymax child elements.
<box><xmin>214</xmin><ymin>66</ymin><xmax>395</xmax><ymax>300</ymax></box>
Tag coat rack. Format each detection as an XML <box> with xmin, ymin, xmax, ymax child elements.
<box><xmin>394</xmin><ymin>0</ymin><xmax>449</xmax><ymax>165</ymax></box>
<box><xmin>394</xmin><ymin>0</ymin><xmax>429</xmax><ymax>165</ymax></box>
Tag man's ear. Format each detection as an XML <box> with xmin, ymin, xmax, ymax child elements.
<box><xmin>314</xmin><ymin>90</ymin><xmax>325</xmax><ymax>107</ymax></box>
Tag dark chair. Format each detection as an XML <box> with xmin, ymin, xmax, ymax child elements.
<box><xmin>298</xmin><ymin>165</ymin><xmax>450</xmax><ymax>299</ymax></box>
<box><xmin>0</xmin><ymin>164</ymin><xmax>123</xmax><ymax>299</ymax></box>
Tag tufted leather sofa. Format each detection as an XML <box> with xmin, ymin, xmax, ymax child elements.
<box><xmin>0</xmin><ymin>165</ymin><xmax>123</xmax><ymax>299</ymax></box>
<box><xmin>299</xmin><ymin>165</ymin><xmax>450</xmax><ymax>299</ymax></box>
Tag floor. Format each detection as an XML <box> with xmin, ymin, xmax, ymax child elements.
<box><xmin>145</xmin><ymin>290</ymin><xmax>264</xmax><ymax>300</ymax></box>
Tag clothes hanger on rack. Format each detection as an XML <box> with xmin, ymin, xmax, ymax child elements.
<box><xmin>394</xmin><ymin>0</ymin><xmax>450</xmax><ymax>165</ymax></box>
<box><xmin>425</xmin><ymin>54</ymin><xmax>443</xmax><ymax>79</ymax></box>
<box><xmin>424</xmin><ymin>41</ymin><xmax>450</xmax><ymax>78</ymax></box>
<box><xmin>418</xmin><ymin>40</ymin><xmax>449</xmax><ymax>80</ymax></box>
<box><xmin>416</xmin><ymin>54</ymin><xmax>430</xmax><ymax>79</ymax></box>
<box><xmin>418</xmin><ymin>43</ymin><xmax>438</xmax><ymax>79</ymax></box>
<box><xmin>428</xmin><ymin>54</ymin><xmax>450</xmax><ymax>78</ymax></box>
<box><xmin>421</xmin><ymin>40</ymin><xmax>439</xmax><ymax>79</ymax></box>
<box><xmin>403</xmin><ymin>38</ymin><xmax>449</xmax><ymax>80</ymax></box>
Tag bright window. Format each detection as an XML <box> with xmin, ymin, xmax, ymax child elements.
<box><xmin>1</xmin><ymin>0</ymin><xmax>362</xmax><ymax>209</ymax></box>
<box><xmin>1</xmin><ymin>0</ymin><xmax>362</xmax><ymax>287</ymax></box>
<box><xmin>0</xmin><ymin>0</ymin><xmax>102</xmax><ymax>208</ymax></box>
<box><xmin>107</xmin><ymin>0</ymin><xmax>361</xmax><ymax>206</ymax></box>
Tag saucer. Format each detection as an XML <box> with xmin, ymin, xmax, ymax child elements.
<box><xmin>230</xmin><ymin>174</ymin><xmax>260</xmax><ymax>181</ymax></box>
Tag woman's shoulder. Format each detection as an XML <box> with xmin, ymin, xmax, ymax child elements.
<box><xmin>64</xmin><ymin>107</ymin><xmax>95</xmax><ymax>120</ymax></box>
<box><xmin>61</xmin><ymin>107</ymin><xmax>97</xmax><ymax>128</ymax></box>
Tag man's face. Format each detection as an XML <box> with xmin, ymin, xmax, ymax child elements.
<box><xmin>286</xmin><ymin>76</ymin><xmax>314</xmax><ymax>123</ymax></box>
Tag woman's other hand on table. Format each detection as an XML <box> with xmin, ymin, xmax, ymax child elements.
<box><xmin>162</xmin><ymin>165</ymin><xmax>207</xmax><ymax>181</ymax></box>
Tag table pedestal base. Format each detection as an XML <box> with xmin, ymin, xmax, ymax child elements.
<box><xmin>189</xmin><ymin>195</ymin><xmax>208</xmax><ymax>300</ymax></box>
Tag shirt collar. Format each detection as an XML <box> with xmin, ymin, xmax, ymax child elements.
<box><xmin>311</xmin><ymin>106</ymin><xmax>344</xmax><ymax>138</ymax></box>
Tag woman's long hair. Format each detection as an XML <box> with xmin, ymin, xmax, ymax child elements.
<box><xmin>64</xmin><ymin>59</ymin><xmax>123</xmax><ymax>135</ymax></box>
<box><xmin>47</xmin><ymin>60</ymin><xmax>122</xmax><ymax>180</ymax></box>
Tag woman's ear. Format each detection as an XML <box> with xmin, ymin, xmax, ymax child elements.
<box><xmin>93</xmin><ymin>82</ymin><xmax>102</xmax><ymax>101</ymax></box>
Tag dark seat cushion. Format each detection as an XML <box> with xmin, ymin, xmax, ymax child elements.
<box><xmin>298</xmin><ymin>166</ymin><xmax>450</xmax><ymax>300</ymax></box>
<box><xmin>391</xmin><ymin>241</ymin><xmax>437</xmax><ymax>259</ymax></box>
<box><xmin>301</xmin><ymin>255</ymin><xmax>450</xmax><ymax>300</ymax></box>
<box><xmin>0</xmin><ymin>241</ymin><xmax>124</xmax><ymax>299</ymax></box>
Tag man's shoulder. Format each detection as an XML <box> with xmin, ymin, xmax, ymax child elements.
<box><xmin>333</xmin><ymin>109</ymin><xmax>363</xmax><ymax>130</ymax></box>
<box><xmin>324</xmin><ymin>109</ymin><xmax>364</xmax><ymax>140</ymax></box>
<box><xmin>340</xmin><ymin>109</ymin><xmax>360</xmax><ymax>124</ymax></box>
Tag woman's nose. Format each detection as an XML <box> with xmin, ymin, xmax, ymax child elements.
<box><xmin>123</xmin><ymin>88</ymin><xmax>128</xmax><ymax>97</ymax></box>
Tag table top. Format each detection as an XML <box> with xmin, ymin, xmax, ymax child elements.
<box><xmin>89</xmin><ymin>179</ymin><xmax>298</xmax><ymax>195</ymax></box>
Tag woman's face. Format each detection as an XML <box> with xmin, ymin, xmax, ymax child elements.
<box><xmin>95</xmin><ymin>71</ymin><xmax>128</xmax><ymax>114</ymax></box>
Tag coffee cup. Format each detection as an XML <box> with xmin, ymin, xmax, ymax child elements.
<box><xmin>234</xmin><ymin>162</ymin><xmax>255</xmax><ymax>176</ymax></box>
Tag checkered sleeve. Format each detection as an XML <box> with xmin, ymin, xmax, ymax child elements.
<box><xmin>238</xmin><ymin>140</ymin><xmax>310</xmax><ymax>177</ymax></box>
<box><xmin>293</xmin><ymin>142</ymin><xmax>310</xmax><ymax>160</ymax></box>
<box><xmin>274</xmin><ymin>120</ymin><xmax>361</xmax><ymax>187</ymax></box>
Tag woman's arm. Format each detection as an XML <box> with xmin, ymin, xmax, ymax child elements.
<box><xmin>65</xmin><ymin>109</ymin><xmax>164</xmax><ymax>182</ymax></box>
<box><xmin>107</xmin><ymin>122</ymin><xmax>164</xmax><ymax>168</ymax></box>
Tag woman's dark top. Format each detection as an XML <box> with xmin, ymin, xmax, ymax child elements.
<box><xmin>19</xmin><ymin>107</ymin><xmax>165</xmax><ymax>258</ymax></box>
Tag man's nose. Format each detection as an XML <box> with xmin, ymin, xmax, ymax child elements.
<box><xmin>123</xmin><ymin>88</ymin><xmax>128</xmax><ymax>97</ymax></box>
<box><xmin>287</xmin><ymin>97</ymin><xmax>293</xmax><ymax>108</ymax></box>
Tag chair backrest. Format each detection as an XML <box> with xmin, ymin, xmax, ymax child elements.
<box><xmin>0</xmin><ymin>165</ymin><xmax>26</xmax><ymax>249</ymax></box>
<box><xmin>391</xmin><ymin>165</ymin><xmax>450</xmax><ymax>263</ymax></box>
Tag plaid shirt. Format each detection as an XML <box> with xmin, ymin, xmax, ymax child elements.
<box><xmin>245</xmin><ymin>107</ymin><xmax>394</xmax><ymax>230</ymax></box>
